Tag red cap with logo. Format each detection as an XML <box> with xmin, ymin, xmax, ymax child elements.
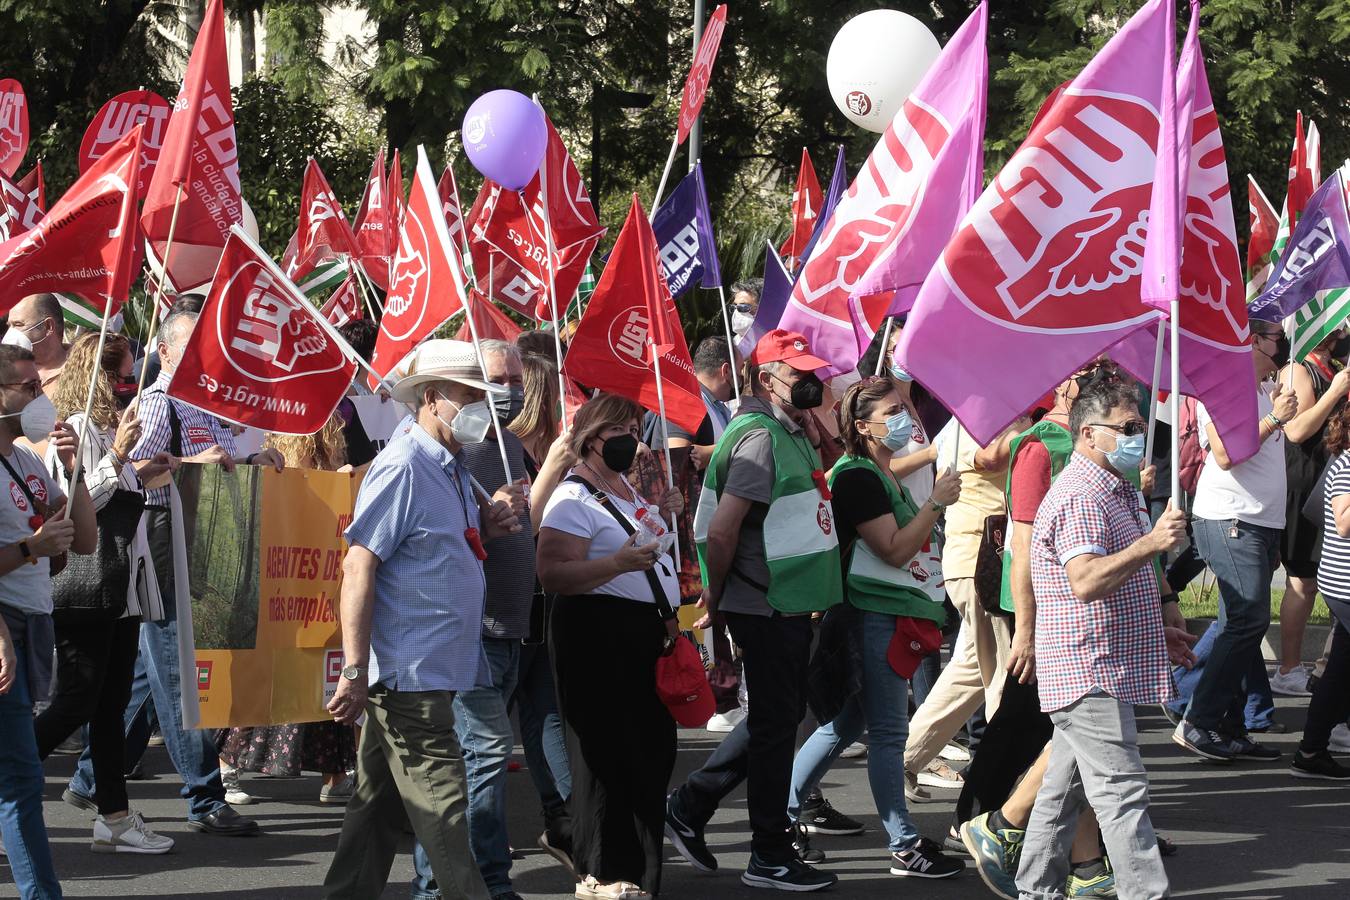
<box><xmin>887</xmin><ymin>616</ymin><xmax>942</xmax><ymax>679</ymax></box>
<box><xmin>750</xmin><ymin>329</ymin><xmax>829</xmax><ymax>372</ymax></box>
<box><xmin>655</xmin><ymin>635</ymin><xmax>716</xmax><ymax>728</ymax></box>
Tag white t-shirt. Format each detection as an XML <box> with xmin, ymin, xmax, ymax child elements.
<box><xmin>894</xmin><ymin>414</ymin><xmax>935</xmax><ymax>506</ymax></box>
<box><xmin>0</xmin><ymin>443</ymin><xmax>64</xmax><ymax>615</ymax></box>
<box><xmin>541</xmin><ymin>480</ymin><xmax>680</xmax><ymax>606</ymax></box>
<box><xmin>1193</xmin><ymin>389</ymin><xmax>1286</xmax><ymax>528</ymax></box>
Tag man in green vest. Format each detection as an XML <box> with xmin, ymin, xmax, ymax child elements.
<box><xmin>665</xmin><ymin>329</ymin><xmax>843</xmax><ymax>893</ymax></box>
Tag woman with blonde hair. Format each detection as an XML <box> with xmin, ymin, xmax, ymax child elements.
<box><xmin>36</xmin><ymin>332</ymin><xmax>178</xmax><ymax>854</ymax></box>
<box><xmin>215</xmin><ymin>413</ymin><xmax>357</xmax><ymax>805</ymax></box>
<box><xmin>511</xmin><ymin>351</ymin><xmax>562</xmax><ymax>465</ymax></box>
<box><xmin>538</xmin><ymin>393</ymin><xmax>684</xmax><ymax>899</ymax></box>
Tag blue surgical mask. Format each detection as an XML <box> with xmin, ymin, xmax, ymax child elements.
<box><xmin>889</xmin><ymin>363</ymin><xmax>914</xmax><ymax>383</ymax></box>
<box><xmin>878</xmin><ymin>409</ymin><xmax>913</xmax><ymax>451</ymax></box>
<box><xmin>1094</xmin><ymin>427</ymin><xmax>1145</xmax><ymax>473</ymax></box>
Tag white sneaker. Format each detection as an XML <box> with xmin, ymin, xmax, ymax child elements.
<box><xmin>917</xmin><ymin>759</ymin><xmax>965</xmax><ymax>789</ymax></box>
<box><xmin>938</xmin><ymin>742</ymin><xmax>971</xmax><ymax>763</ymax></box>
<box><xmin>1329</xmin><ymin>724</ymin><xmax>1350</xmax><ymax>754</ymax></box>
<box><xmin>1271</xmin><ymin>666</ymin><xmax>1311</xmax><ymax>697</ymax></box>
<box><xmin>319</xmin><ymin>774</ymin><xmax>355</xmax><ymax>804</ymax></box>
<box><xmin>92</xmin><ymin>811</ymin><xmax>174</xmax><ymax>854</ymax></box>
<box><xmin>706</xmin><ymin>707</ymin><xmax>746</xmax><ymax>733</ymax></box>
<box><xmin>221</xmin><ymin>765</ymin><xmax>256</xmax><ymax>805</ymax></box>
<box><xmin>839</xmin><ymin>742</ymin><xmax>868</xmax><ymax>759</ymax></box>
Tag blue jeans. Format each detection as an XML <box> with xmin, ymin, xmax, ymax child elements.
<box><xmin>1186</xmin><ymin>518</ymin><xmax>1280</xmax><ymax>733</ymax></box>
<box><xmin>789</xmin><ymin>610</ymin><xmax>919</xmax><ymax>853</ymax></box>
<box><xmin>0</xmin><ymin>622</ymin><xmax>63</xmax><ymax>899</ymax></box>
<box><xmin>1166</xmin><ymin>621</ymin><xmax>1274</xmax><ymax>730</ymax></box>
<box><xmin>515</xmin><ymin>638</ymin><xmax>570</xmax><ymax>813</ymax></box>
<box><xmin>69</xmin><ymin>616</ymin><xmax>226</xmax><ymax>820</ymax></box>
<box><xmin>413</xmin><ymin>637</ymin><xmax>520</xmax><ymax>899</ymax></box>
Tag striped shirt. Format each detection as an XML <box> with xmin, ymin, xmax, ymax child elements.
<box><xmin>1319</xmin><ymin>452</ymin><xmax>1350</xmax><ymax>602</ymax></box>
<box><xmin>345</xmin><ymin>422</ymin><xmax>490</xmax><ymax>693</ymax></box>
<box><xmin>133</xmin><ymin>372</ymin><xmax>237</xmax><ymax>507</ymax></box>
<box><xmin>1031</xmin><ymin>453</ymin><xmax>1172</xmax><ymax>712</ymax></box>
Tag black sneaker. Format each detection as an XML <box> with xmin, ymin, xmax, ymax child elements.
<box><xmin>797</xmin><ymin>797</ymin><xmax>863</xmax><ymax>836</ymax></box>
<box><xmin>742</xmin><ymin>853</ymin><xmax>837</xmax><ymax>891</ymax></box>
<box><xmin>890</xmin><ymin>837</ymin><xmax>966</xmax><ymax>879</ymax></box>
<box><xmin>1172</xmin><ymin>721</ymin><xmax>1237</xmax><ymax>762</ymax></box>
<box><xmin>1291</xmin><ymin>750</ymin><xmax>1350</xmax><ymax>780</ymax></box>
<box><xmin>1228</xmin><ymin>733</ymin><xmax>1281</xmax><ymax>760</ymax></box>
<box><xmin>665</xmin><ymin>792</ymin><xmax>717</xmax><ymax>872</ymax></box>
<box><xmin>793</xmin><ymin>821</ymin><xmax>826</xmax><ymax>864</ymax></box>
<box><xmin>943</xmin><ymin>826</ymin><xmax>968</xmax><ymax>856</ymax></box>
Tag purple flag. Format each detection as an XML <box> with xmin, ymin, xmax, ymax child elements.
<box><xmin>652</xmin><ymin>162</ymin><xmax>720</xmax><ymax>296</ymax></box>
<box><xmin>1249</xmin><ymin>170</ymin><xmax>1350</xmax><ymax>322</ymax></box>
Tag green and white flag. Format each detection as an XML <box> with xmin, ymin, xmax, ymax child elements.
<box><xmin>57</xmin><ymin>293</ymin><xmax>104</xmax><ymax>330</ymax></box>
<box><xmin>295</xmin><ymin>259</ymin><xmax>347</xmax><ymax>300</ymax></box>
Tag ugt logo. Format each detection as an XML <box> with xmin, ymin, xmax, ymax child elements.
<box><xmin>608</xmin><ymin>307</ymin><xmax>652</xmax><ymax>370</ymax></box>
<box><xmin>221</xmin><ymin>262</ymin><xmax>345</xmax><ymax>382</ymax></box>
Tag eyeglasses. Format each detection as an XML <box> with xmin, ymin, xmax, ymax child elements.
<box><xmin>0</xmin><ymin>380</ymin><xmax>40</xmax><ymax>397</ymax></box>
<box><xmin>733</xmin><ymin>303</ymin><xmax>755</xmax><ymax>314</ymax></box>
<box><xmin>1091</xmin><ymin>420</ymin><xmax>1148</xmax><ymax>437</ymax></box>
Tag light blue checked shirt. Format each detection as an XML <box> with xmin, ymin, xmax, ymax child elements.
<box><xmin>133</xmin><ymin>372</ymin><xmax>238</xmax><ymax>507</ymax></box>
<box><xmin>346</xmin><ymin>422</ymin><xmax>490</xmax><ymax>692</ymax></box>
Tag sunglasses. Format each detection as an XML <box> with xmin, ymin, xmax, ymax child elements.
<box><xmin>1091</xmin><ymin>420</ymin><xmax>1148</xmax><ymax>437</ymax></box>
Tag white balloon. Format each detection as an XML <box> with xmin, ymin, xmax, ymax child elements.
<box><xmin>827</xmin><ymin>9</ymin><xmax>941</xmax><ymax>133</ymax></box>
<box><xmin>239</xmin><ymin>198</ymin><xmax>259</xmax><ymax>241</ymax></box>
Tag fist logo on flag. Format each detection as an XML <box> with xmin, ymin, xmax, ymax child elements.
<box><xmin>385</xmin><ymin>220</ymin><xmax>428</xmax><ymax>329</ymax></box>
<box><xmin>947</xmin><ymin>92</ymin><xmax>1159</xmax><ymax>331</ymax></box>
<box><xmin>305</xmin><ymin>195</ymin><xmax>338</xmax><ymax>244</ymax></box>
<box><xmin>609</xmin><ymin>307</ymin><xmax>653</xmax><ymax>370</ymax></box>
<box><xmin>223</xmin><ymin>264</ymin><xmax>343</xmax><ymax>380</ymax></box>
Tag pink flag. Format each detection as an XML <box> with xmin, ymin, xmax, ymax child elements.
<box><xmin>1139</xmin><ymin>0</ymin><xmax>1181</xmax><ymax>310</ymax></box>
<box><xmin>894</xmin><ymin>0</ymin><xmax>1177</xmax><ymax>446</ymax></box>
<box><xmin>779</xmin><ymin>1</ymin><xmax>988</xmax><ymax>376</ymax></box>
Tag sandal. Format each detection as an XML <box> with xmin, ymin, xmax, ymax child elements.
<box><xmin>575</xmin><ymin>874</ymin><xmax>651</xmax><ymax>899</ymax></box>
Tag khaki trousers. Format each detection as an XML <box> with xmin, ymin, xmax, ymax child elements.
<box><xmin>324</xmin><ymin>686</ymin><xmax>490</xmax><ymax>900</ymax></box>
<box><xmin>904</xmin><ymin>577</ymin><xmax>1010</xmax><ymax>773</ymax></box>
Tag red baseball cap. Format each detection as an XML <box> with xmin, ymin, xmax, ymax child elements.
<box><xmin>750</xmin><ymin>329</ymin><xmax>829</xmax><ymax>372</ymax></box>
<box><xmin>887</xmin><ymin>616</ymin><xmax>942</xmax><ymax>679</ymax></box>
<box><xmin>655</xmin><ymin>635</ymin><xmax>716</xmax><ymax>728</ymax></box>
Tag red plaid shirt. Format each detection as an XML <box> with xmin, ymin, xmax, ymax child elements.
<box><xmin>1030</xmin><ymin>453</ymin><xmax>1173</xmax><ymax>712</ymax></box>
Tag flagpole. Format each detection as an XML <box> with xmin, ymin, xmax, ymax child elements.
<box><xmin>530</xmin><ymin>124</ymin><xmax>571</xmax><ymax>431</ymax></box>
<box><xmin>715</xmin><ymin>285</ymin><xmax>741</xmax><ymax>397</ymax></box>
<box><xmin>1144</xmin><ymin>317</ymin><xmax>1165</xmax><ymax>463</ymax></box>
<box><xmin>650</xmin><ymin>348</ymin><xmax>683</xmax><ymax>572</ymax></box>
<box><xmin>353</xmin><ymin>262</ymin><xmax>385</xmax><ymax>316</ymax></box>
<box><xmin>58</xmin><ymin>295</ymin><xmax>116</xmax><ymax>521</ymax></box>
<box><xmin>874</xmin><ymin>317</ymin><xmax>896</xmax><ymax>377</ymax></box>
<box><xmin>138</xmin><ymin>184</ymin><xmax>186</xmax><ymax>395</ymax></box>
<box><xmin>1169</xmin><ymin>301</ymin><xmax>1181</xmax><ymax>504</ymax></box>
<box><xmin>450</xmin><ymin>269</ymin><xmax>515</xmax><ymax>484</ymax></box>
<box><xmin>651</xmin><ymin>135</ymin><xmax>681</xmax><ymax>213</ymax></box>
<box><xmin>348</xmin><ymin>259</ymin><xmax>380</xmax><ymax>322</ymax></box>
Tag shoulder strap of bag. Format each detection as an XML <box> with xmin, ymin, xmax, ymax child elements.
<box><xmin>0</xmin><ymin>451</ymin><xmax>46</xmax><ymax>518</ymax></box>
<box><xmin>565</xmin><ymin>474</ymin><xmax>676</xmax><ymax>620</ymax></box>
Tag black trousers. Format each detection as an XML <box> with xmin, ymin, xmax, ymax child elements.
<box><xmin>1301</xmin><ymin>601</ymin><xmax>1350</xmax><ymax>754</ymax></box>
<box><xmin>552</xmin><ymin>594</ymin><xmax>675</xmax><ymax>892</ymax></box>
<box><xmin>676</xmin><ymin>611</ymin><xmax>812</xmax><ymax>863</ymax></box>
<box><xmin>34</xmin><ymin>616</ymin><xmax>141</xmax><ymax>815</ymax></box>
<box><xmin>954</xmin><ymin>670</ymin><xmax>1054</xmax><ymax>824</ymax></box>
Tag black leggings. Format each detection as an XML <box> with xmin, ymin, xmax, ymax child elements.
<box><xmin>1300</xmin><ymin>602</ymin><xmax>1350</xmax><ymax>754</ymax></box>
<box><xmin>34</xmin><ymin>616</ymin><xmax>141</xmax><ymax>815</ymax></box>
<box><xmin>955</xmin><ymin>670</ymin><xmax>1054</xmax><ymax>825</ymax></box>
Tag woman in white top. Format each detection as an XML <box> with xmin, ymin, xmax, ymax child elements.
<box><xmin>34</xmin><ymin>333</ymin><xmax>176</xmax><ymax>854</ymax></box>
<box><xmin>537</xmin><ymin>393</ymin><xmax>683</xmax><ymax>900</ymax></box>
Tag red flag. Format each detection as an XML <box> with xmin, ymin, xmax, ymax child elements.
<box><xmin>353</xmin><ymin>149</ymin><xmax>393</xmax><ymax>290</ymax></box>
<box><xmin>320</xmin><ymin>274</ymin><xmax>363</xmax><ymax>328</ymax></box>
<box><xmin>0</xmin><ymin>169</ymin><xmax>43</xmax><ymax>240</ymax></box>
<box><xmin>140</xmin><ymin>0</ymin><xmax>242</xmax><ymax>292</ymax></box>
<box><xmin>1286</xmin><ymin>112</ymin><xmax>1313</xmax><ymax>230</ymax></box>
<box><xmin>1246</xmin><ymin>175</ymin><xmax>1278</xmax><ymax>299</ymax></box>
<box><xmin>453</xmin><ymin>290</ymin><xmax>521</xmax><ymax>343</ymax></box>
<box><xmin>777</xmin><ymin>149</ymin><xmax>822</xmax><ymax>268</ymax></box>
<box><xmin>15</xmin><ymin>162</ymin><xmax>43</xmax><ymax>212</ymax></box>
<box><xmin>676</xmin><ymin>5</ymin><xmax>728</xmax><ymax>145</ymax></box>
<box><xmin>0</xmin><ymin>125</ymin><xmax>143</xmax><ymax>313</ymax></box>
<box><xmin>168</xmin><ymin>228</ymin><xmax>356</xmax><ymax>435</ymax></box>
<box><xmin>370</xmin><ymin>146</ymin><xmax>470</xmax><ymax>379</ymax></box>
<box><xmin>564</xmin><ymin>194</ymin><xmax>704</xmax><ymax>433</ymax></box>
<box><xmin>0</xmin><ymin>79</ymin><xmax>28</xmax><ymax>177</ymax></box>
<box><xmin>79</xmin><ymin>90</ymin><xmax>172</xmax><ymax>194</ymax></box>
<box><xmin>281</xmin><ymin>158</ymin><xmax>361</xmax><ymax>280</ymax></box>
<box><xmin>468</xmin><ymin>116</ymin><xmax>604</xmax><ymax>319</ymax></box>
<box><xmin>438</xmin><ymin>165</ymin><xmax>467</xmax><ymax>253</ymax></box>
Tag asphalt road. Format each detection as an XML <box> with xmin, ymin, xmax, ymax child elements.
<box><xmin>5</xmin><ymin>686</ymin><xmax>1350</xmax><ymax>899</ymax></box>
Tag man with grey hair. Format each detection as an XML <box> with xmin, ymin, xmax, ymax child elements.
<box><xmin>3</xmin><ymin>293</ymin><xmax>69</xmax><ymax>391</ymax></box>
<box><xmin>1015</xmin><ymin>377</ymin><xmax>1194</xmax><ymax>900</ymax></box>
<box><xmin>64</xmin><ymin>307</ymin><xmax>283</xmax><ymax>837</ymax></box>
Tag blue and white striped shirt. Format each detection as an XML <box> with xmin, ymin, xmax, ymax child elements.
<box><xmin>133</xmin><ymin>372</ymin><xmax>238</xmax><ymax>507</ymax></box>
<box><xmin>346</xmin><ymin>422</ymin><xmax>490</xmax><ymax>692</ymax></box>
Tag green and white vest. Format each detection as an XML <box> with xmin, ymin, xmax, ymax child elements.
<box><xmin>693</xmin><ymin>411</ymin><xmax>842</xmax><ymax>614</ymax></box>
<box><xmin>829</xmin><ymin>455</ymin><xmax>945</xmax><ymax>624</ymax></box>
<box><xmin>999</xmin><ymin>420</ymin><xmax>1075</xmax><ymax>612</ymax></box>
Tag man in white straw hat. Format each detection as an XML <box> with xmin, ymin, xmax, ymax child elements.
<box><xmin>323</xmin><ymin>339</ymin><xmax>525</xmax><ymax>900</ymax></box>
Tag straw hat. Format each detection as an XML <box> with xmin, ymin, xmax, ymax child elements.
<box><xmin>391</xmin><ymin>340</ymin><xmax>509</xmax><ymax>403</ymax></box>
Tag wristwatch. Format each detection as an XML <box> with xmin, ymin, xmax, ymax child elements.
<box><xmin>340</xmin><ymin>664</ymin><xmax>365</xmax><ymax>681</ymax></box>
<box><xmin>928</xmin><ymin>499</ymin><xmax>945</xmax><ymax>513</ymax></box>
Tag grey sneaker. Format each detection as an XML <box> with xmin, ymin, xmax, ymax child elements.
<box><xmin>92</xmin><ymin>811</ymin><xmax>174</xmax><ymax>854</ymax></box>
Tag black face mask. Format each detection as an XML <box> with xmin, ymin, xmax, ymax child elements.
<box><xmin>785</xmin><ymin>372</ymin><xmax>825</xmax><ymax>411</ymax></box>
<box><xmin>598</xmin><ymin>434</ymin><xmax>639</xmax><ymax>472</ymax></box>
<box><xmin>491</xmin><ymin>386</ymin><xmax>525</xmax><ymax>426</ymax></box>
<box><xmin>1257</xmin><ymin>334</ymin><xmax>1291</xmax><ymax>369</ymax></box>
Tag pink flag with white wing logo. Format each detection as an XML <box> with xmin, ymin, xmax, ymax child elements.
<box><xmin>779</xmin><ymin>1</ymin><xmax>987</xmax><ymax>375</ymax></box>
<box><xmin>895</xmin><ymin>0</ymin><xmax>1184</xmax><ymax>447</ymax></box>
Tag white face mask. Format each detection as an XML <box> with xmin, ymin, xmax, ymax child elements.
<box><xmin>437</xmin><ymin>393</ymin><xmax>492</xmax><ymax>444</ymax></box>
<box><xmin>1</xmin><ymin>321</ymin><xmax>43</xmax><ymax>352</ymax></box>
<box><xmin>0</xmin><ymin>394</ymin><xmax>57</xmax><ymax>443</ymax></box>
<box><xmin>731</xmin><ymin>310</ymin><xmax>755</xmax><ymax>337</ymax></box>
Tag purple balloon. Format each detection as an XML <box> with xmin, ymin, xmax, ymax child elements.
<box><xmin>462</xmin><ymin>90</ymin><xmax>548</xmax><ymax>191</ymax></box>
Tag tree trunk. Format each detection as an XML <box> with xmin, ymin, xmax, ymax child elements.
<box><xmin>185</xmin><ymin>0</ymin><xmax>206</xmax><ymax>41</ymax></box>
<box><xmin>240</xmin><ymin>8</ymin><xmax>257</xmax><ymax>77</ymax></box>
